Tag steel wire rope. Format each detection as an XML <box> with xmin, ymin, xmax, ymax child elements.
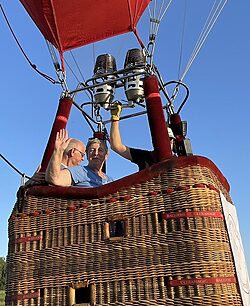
<box><xmin>180</xmin><ymin>0</ymin><xmax>219</xmax><ymax>80</ymax></box>
<box><xmin>63</xmin><ymin>56</ymin><xmax>93</xmax><ymax>103</ymax></box>
<box><xmin>0</xmin><ymin>153</ymin><xmax>31</xmax><ymax>181</ymax></box>
<box><xmin>148</xmin><ymin>0</ymin><xmax>173</xmax><ymax>37</ymax></box>
<box><xmin>46</xmin><ymin>41</ymin><xmax>98</xmax><ymax>142</ymax></box>
<box><xmin>177</xmin><ymin>0</ymin><xmax>187</xmax><ymax>81</ymax></box>
<box><xmin>47</xmin><ymin>43</ymin><xmax>96</xmax><ymax>131</ymax></box>
<box><xmin>180</xmin><ymin>0</ymin><xmax>228</xmax><ymax>82</ymax></box>
<box><xmin>69</xmin><ymin>51</ymin><xmax>85</xmax><ymax>83</ymax></box>
<box><xmin>162</xmin><ymin>0</ymin><xmax>188</xmax><ymax>114</ymax></box>
<box><xmin>92</xmin><ymin>43</ymin><xmax>96</xmax><ymax>118</ymax></box>
<box><xmin>46</xmin><ymin>40</ymin><xmax>68</xmax><ymax>92</ymax></box>
<box><xmin>45</xmin><ymin>40</ymin><xmax>61</xmax><ymax>72</ymax></box>
<box><xmin>147</xmin><ymin>0</ymin><xmax>173</xmax><ymax>67</ymax></box>
<box><xmin>64</xmin><ymin>57</ymin><xmax>80</xmax><ymax>86</ymax></box>
<box><xmin>0</xmin><ymin>3</ymin><xmax>59</xmax><ymax>84</ymax></box>
<box><xmin>69</xmin><ymin>51</ymin><xmax>92</xmax><ymax>101</ymax></box>
<box><xmin>167</xmin><ymin>0</ymin><xmax>228</xmax><ymax>108</ymax></box>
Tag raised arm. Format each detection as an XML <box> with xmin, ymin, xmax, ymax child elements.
<box><xmin>45</xmin><ymin>129</ymin><xmax>72</xmax><ymax>186</ymax></box>
<box><xmin>110</xmin><ymin>104</ymin><xmax>132</xmax><ymax>161</ymax></box>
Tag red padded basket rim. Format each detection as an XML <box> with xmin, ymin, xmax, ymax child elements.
<box><xmin>26</xmin><ymin>155</ymin><xmax>230</xmax><ymax>199</ymax></box>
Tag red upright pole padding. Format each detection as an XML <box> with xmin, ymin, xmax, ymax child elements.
<box><xmin>143</xmin><ymin>75</ymin><xmax>172</xmax><ymax>161</ymax></box>
<box><xmin>40</xmin><ymin>97</ymin><xmax>73</xmax><ymax>172</ymax></box>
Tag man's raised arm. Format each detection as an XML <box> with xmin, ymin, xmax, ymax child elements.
<box><xmin>110</xmin><ymin>103</ymin><xmax>132</xmax><ymax>161</ymax></box>
<box><xmin>45</xmin><ymin>129</ymin><xmax>72</xmax><ymax>186</ymax></box>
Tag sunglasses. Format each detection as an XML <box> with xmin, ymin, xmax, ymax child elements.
<box><xmin>73</xmin><ymin>148</ymin><xmax>85</xmax><ymax>158</ymax></box>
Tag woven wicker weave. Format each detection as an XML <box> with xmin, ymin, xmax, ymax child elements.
<box><xmin>5</xmin><ymin>156</ymin><xmax>243</xmax><ymax>305</ymax></box>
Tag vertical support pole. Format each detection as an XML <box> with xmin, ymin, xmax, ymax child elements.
<box><xmin>40</xmin><ymin>97</ymin><xmax>73</xmax><ymax>172</ymax></box>
<box><xmin>143</xmin><ymin>75</ymin><xmax>172</xmax><ymax>161</ymax></box>
<box><xmin>93</xmin><ymin>131</ymin><xmax>106</xmax><ymax>173</ymax></box>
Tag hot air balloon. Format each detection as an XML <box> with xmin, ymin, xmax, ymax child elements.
<box><xmin>2</xmin><ymin>1</ymin><xmax>249</xmax><ymax>305</ymax></box>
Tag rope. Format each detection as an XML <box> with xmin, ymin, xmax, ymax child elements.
<box><xmin>177</xmin><ymin>0</ymin><xmax>187</xmax><ymax>80</ymax></box>
<box><xmin>0</xmin><ymin>153</ymin><xmax>31</xmax><ymax>180</ymax></box>
<box><xmin>148</xmin><ymin>0</ymin><xmax>173</xmax><ymax>37</ymax></box>
<box><xmin>163</xmin><ymin>0</ymin><xmax>228</xmax><ymax>110</ymax></box>
<box><xmin>70</xmin><ymin>51</ymin><xmax>86</xmax><ymax>83</ymax></box>
<box><xmin>0</xmin><ymin>3</ymin><xmax>59</xmax><ymax>84</ymax></box>
<box><xmin>64</xmin><ymin>56</ymin><xmax>92</xmax><ymax>101</ymax></box>
<box><xmin>147</xmin><ymin>0</ymin><xmax>173</xmax><ymax>67</ymax></box>
<box><xmin>45</xmin><ymin>40</ymin><xmax>61</xmax><ymax>72</ymax></box>
<box><xmin>46</xmin><ymin>40</ymin><xmax>68</xmax><ymax>92</ymax></box>
<box><xmin>180</xmin><ymin>0</ymin><xmax>228</xmax><ymax>81</ymax></box>
<box><xmin>69</xmin><ymin>51</ymin><xmax>93</xmax><ymax>101</ymax></box>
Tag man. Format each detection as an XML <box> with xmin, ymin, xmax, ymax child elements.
<box><xmin>45</xmin><ymin>129</ymin><xmax>112</xmax><ymax>187</ymax></box>
<box><xmin>110</xmin><ymin>103</ymin><xmax>175</xmax><ymax>170</ymax></box>
<box><xmin>25</xmin><ymin>135</ymin><xmax>85</xmax><ymax>186</ymax></box>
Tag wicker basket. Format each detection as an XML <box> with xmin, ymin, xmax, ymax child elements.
<box><xmin>5</xmin><ymin>156</ymin><xmax>243</xmax><ymax>305</ymax></box>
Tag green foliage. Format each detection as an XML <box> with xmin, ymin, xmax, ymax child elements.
<box><xmin>0</xmin><ymin>258</ymin><xmax>6</xmax><ymax>290</ymax></box>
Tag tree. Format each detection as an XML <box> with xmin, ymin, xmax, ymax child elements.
<box><xmin>0</xmin><ymin>257</ymin><xmax>6</xmax><ymax>290</ymax></box>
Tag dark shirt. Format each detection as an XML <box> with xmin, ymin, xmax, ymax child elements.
<box><xmin>130</xmin><ymin>148</ymin><xmax>156</xmax><ymax>171</ymax></box>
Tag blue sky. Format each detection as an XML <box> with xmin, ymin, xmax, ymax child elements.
<box><xmin>0</xmin><ymin>0</ymin><xmax>249</xmax><ymax>276</ymax></box>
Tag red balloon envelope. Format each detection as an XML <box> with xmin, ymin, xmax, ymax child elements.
<box><xmin>19</xmin><ymin>0</ymin><xmax>150</xmax><ymax>55</ymax></box>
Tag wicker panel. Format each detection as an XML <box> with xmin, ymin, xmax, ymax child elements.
<box><xmin>6</xmin><ymin>162</ymin><xmax>242</xmax><ymax>306</ymax></box>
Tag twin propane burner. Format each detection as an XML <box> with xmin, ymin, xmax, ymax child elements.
<box><xmin>91</xmin><ymin>49</ymin><xmax>147</xmax><ymax>109</ymax></box>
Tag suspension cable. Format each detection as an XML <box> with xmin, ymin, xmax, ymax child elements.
<box><xmin>0</xmin><ymin>3</ymin><xmax>59</xmax><ymax>84</ymax></box>
<box><xmin>147</xmin><ymin>0</ymin><xmax>173</xmax><ymax>67</ymax></box>
<box><xmin>46</xmin><ymin>40</ymin><xmax>68</xmax><ymax>91</ymax></box>
<box><xmin>64</xmin><ymin>57</ymin><xmax>81</xmax><ymax>84</ymax></box>
<box><xmin>180</xmin><ymin>0</ymin><xmax>228</xmax><ymax>81</ymax></box>
<box><xmin>64</xmin><ymin>57</ymin><xmax>93</xmax><ymax>102</ymax></box>
<box><xmin>69</xmin><ymin>51</ymin><xmax>92</xmax><ymax>101</ymax></box>
<box><xmin>148</xmin><ymin>0</ymin><xmax>173</xmax><ymax>35</ymax></box>
<box><xmin>177</xmin><ymin>0</ymin><xmax>187</xmax><ymax>80</ymax></box>
<box><xmin>0</xmin><ymin>153</ymin><xmax>31</xmax><ymax>180</ymax></box>
<box><xmin>70</xmin><ymin>51</ymin><xmax>85</xmax><ymax>81</ymax></box>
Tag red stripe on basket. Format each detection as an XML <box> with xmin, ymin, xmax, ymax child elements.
<box><xmin>168</xmin><ymin>276</ymin><xmax>236</xmax><ymax>287</ymax></box>
<box><xmin>193</xmin><ymin>183</ymin><xmax>207</xmax><ymax>188</ymax></box>
<box><xmin>30</xmin><ymin>211</ymin><xmax>40</xmax><ymax>216</ymax></box>
<box><xmin>15</xmin><ymin>235</ymin><xmax>43</xmax><ymax>244</ymax></box>
<box><xmin>176</xmin><ymin>185</ymin><xmax>190</xmax><ymax>191</ymax></box>
<box><xmin>67</xmin><ymin>204</ymin><xmax>77</xmax><ymax>211</ymax></box>
<box><xmin>15</xmin><ymin>291</ymin><xmax>39</xmax><ymax>300</ymax></box>
<box><xmin>148</xmin><ymin>191</ymin><xmax>159</xmax><ymax>196</ymax></box>
<box><xmin>119</xmin><ymin>195</ymin><xmax>132</xmax><ymax>201</ymax></box>
<box><xmin>161</xmin><ymin>183</ymin><xmax>219</xmax><ymax>194</ymax></box>
<box><xmin>107</xmin><ymin>197</ymin><xmax>118</xmax><ymax>203</ymax></box>
<box><xmin>162</xmin><ymin>211</ymin><xmax>224</xmax><ymax>220</ymax></box>
<box><xmin>162</xmin><ymin>188</ymin><xmax>175</xmax><ymax>194</ymax></box>
<box><xmin>80</xmin><ymin>201</ymin><xmax>89</xmax><ymax>208</ymax></box>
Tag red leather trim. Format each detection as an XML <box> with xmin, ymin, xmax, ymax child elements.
<box><xmin>168</xmin><ymin>276</ymin><xmax>236</xmax><ymax>287</ymax></box>
<box><xmin>26</xmin><ymin>156</ymin><xmax>230</xmax><ymax>199</ymax></box>
<box><xmin>14</xmin><ymin>236</ymin><xmax>43</xmax><ymax>244</ymax></box>
<box><xmin>162</xmin><ymin>211</ymin><xmax>224</xmax><ymax>220</ymax></box>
